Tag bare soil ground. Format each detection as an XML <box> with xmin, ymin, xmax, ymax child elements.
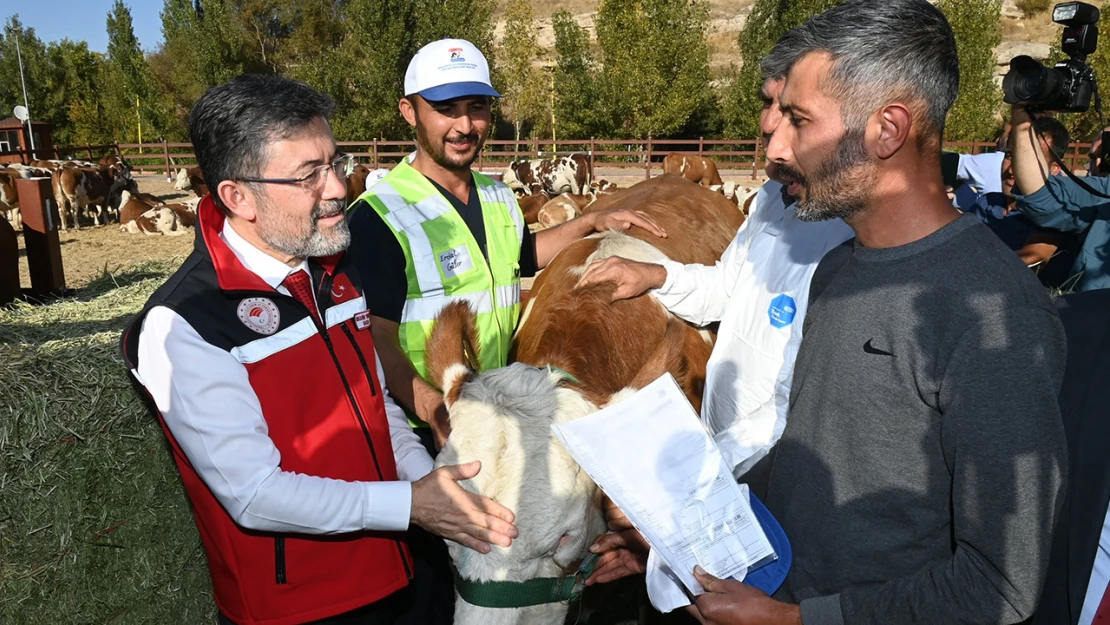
<box><xmin>15</xmin><ymin>175</ymin><xmax>196</xmax><ymax>291</ymax></box>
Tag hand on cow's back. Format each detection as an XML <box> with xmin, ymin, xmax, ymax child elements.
<box><xmin>575</xmin><ymin>256</ymin><xmax>667</xmax><ymax>302</ymax></box>
<box><xmin>589</xmin><ymin>208</ymin><xmax>667</xmax><ymax>239</ymax></box>
<box><xmin>411</xmin><ymin>460</ymin><xmax>518</xmax><ymax>553</ymax></box>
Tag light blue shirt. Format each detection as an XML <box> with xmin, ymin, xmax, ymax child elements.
<box><xmin>953</xmin><ymin>152</ymin><xmax>1006</xmax><ymax>211</ymax></box>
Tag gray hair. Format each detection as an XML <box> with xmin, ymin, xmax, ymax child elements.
<box><xmin>764</xmin><ymin>0</ymin><xmax>959</xmax><ymax>142</ymax></box>
<box><xmin>189</xmin><ymin>74</ymin><xmax>336</xmax><ymax>215</ymax></box>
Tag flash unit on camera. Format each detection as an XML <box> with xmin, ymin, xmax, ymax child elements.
<box><xmin>1053</xmin><ymin>2</ymin><xmax>1099</xmax><ymax>25</ymax></box>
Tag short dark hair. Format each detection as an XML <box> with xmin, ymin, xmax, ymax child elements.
<box><xmin>1032</xmin><ymin>117</ymin><xmax>1070</xmax><ymax>160</ymax></box>
<box><xmin>188</xmin><ymin>74</ymin><xmax>336</xmax><ymax>213</ymax></box>
<box><xmin>764</xmin><ymin>0</ymin><xmax>959</xmax><ymax>146</ymax></box>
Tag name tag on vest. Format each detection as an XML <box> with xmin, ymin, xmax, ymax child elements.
<box><xmin>354</xmin><ymin>310</ymin><xmax>372</xmax><ymax>331</ymax></box>
<box><xmin>438</xmin><ymin>245</ymin><xmax>474</xmax><ymax>279</ymax></box>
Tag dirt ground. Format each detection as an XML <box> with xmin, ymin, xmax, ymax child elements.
<box><xmin>15</xmin><ymin>175</ymin><xmax>196</xmax><ymax>291</ymax></box>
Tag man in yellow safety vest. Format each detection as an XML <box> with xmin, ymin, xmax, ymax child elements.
<box><xmin>347</xmin><ymin>38</ymin><xmax>665</xmax><ymax>452</ymax></box>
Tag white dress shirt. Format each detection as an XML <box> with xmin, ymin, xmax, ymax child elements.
<box><xmin>1079</xmin><ymin>499</ymin><xmax>1110</xmax><ymax>625</ymax></box>
<box><xmin>652</xmin><ymin>180</ymin><xmax>853</xmax><ymax>476</ymax></box>
<box><xmin>136</xmin><ymin>220</ymin><xmax>433</xmax><ymax>534</ymax></box>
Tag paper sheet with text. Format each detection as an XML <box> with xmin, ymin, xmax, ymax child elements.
<box><xmin>551</xmin><ymin>373</ymin><xmax>775</xmax><ymax>595</ymax></box>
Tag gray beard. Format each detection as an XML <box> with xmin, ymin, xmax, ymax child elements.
<box><xmin>259</xmin><ymin>199</ymin><xmax>351</xmax><ymax>259</ymax></box>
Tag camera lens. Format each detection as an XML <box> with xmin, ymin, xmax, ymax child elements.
<box><xmin>1003</xmin><ymin>55</ymin><xmax>1063</xmax><ymax>105</ymax></box>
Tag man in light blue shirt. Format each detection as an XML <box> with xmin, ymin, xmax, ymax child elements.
<box><xmin>1012</xmin><ymin>103</ymin><xmax>1110</xmax><ymax>291</ymax></box>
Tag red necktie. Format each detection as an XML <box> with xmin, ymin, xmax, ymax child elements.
<box><xmin>282</xmin><ymin>270</ymin><xmax>321</xmax><ymax>326</ymax></box>
<box><xmin>1095</xmin><ymin>581</ymin><xmax>1110</xmax><ymax>622</ymax></box>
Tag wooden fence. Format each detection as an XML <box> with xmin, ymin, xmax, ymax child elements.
<box><xmin>43</xmin><ymin>137</ymin><xmax>1097</xmax><ymax>179</ymax></box>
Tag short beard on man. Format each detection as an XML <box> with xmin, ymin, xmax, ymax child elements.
<box><xmin>256</xmin><ymin>194</ymin><xmax>351</xmax><ymax>259</ymax></box>
<box><xmin>784</xmin><ymin>126</ymin><xmax>875</xmax><ymax>223</ymax></box>
<box><xmin>414</xmin><ymin>110</ymin><xmax>482</xmax><ymax>172</ymax></box>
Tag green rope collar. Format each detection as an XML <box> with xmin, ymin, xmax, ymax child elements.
<box><xmin>452</xmin><ymin>553</ymin><xmax>598</xmax><ymax>609</ymax></box>
<box><xmin>546</xmin><ymin>365</ymin><xmax>581</xmax><ymax>385</ymax></box>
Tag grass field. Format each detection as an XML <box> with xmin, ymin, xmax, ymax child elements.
<box><xmin>0</xmin><ymin>260</ymin><xmax>217</xmax><ymax>624</ymax></box>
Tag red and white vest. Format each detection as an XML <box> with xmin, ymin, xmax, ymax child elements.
<box><xmin>121</xmin><ymin>197</ymin><xmax>412</xmax><ymax>625</ymax></box>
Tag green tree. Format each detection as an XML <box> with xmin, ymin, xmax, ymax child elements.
<box><xmin>106</xmin><ymin>0</ymin><xmax>167</xmax><ymax>143</ymax></box>
<box><xmin>594</xmin><ymin>0</ymin><xmax>714</xmax><ymax>138</ymax></box>
<box><xmin>497</xmin><ymin>0</ymin><xmax>549</xmax><ymax>144</ymax></box>
<box><xmin>300</xmin><ymin>0</ymin><xmax>497</xmax><ymax>140</ymax></box>
<box><xmin>551</xmin><ymin>10</ymin><xmax>606</xmax><ymax>138</ymax></box>
<box><xmin>939</xmin><ymin>0</ymin><xmax>1003</xmax><ymax>143</ymax></box>
<box><xmin>0</xmin><ymin>18</ymin><xmax>57</xmax><ymax>146</ymax></box>
<box><xmin>721</xmin><ymin>0</ymin><xmax>842</xmax><ymax>138</ymax></box>
<box><xmin>44</xmin><ymin>39</ymin><xmax>103</xmax><ymax>145</ymax></box>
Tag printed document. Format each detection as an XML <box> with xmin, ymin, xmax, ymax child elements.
<box><xmin>551</xmin><ymin>373</ymin><xmax>775</xmax><ymax>598</ymax></box>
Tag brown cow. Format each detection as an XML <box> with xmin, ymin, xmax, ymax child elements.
<box><xmin>53</xmin><ymin>166</ymin><xmax>135</xmax><ymax>230</ymax></box>
<box><xmin>174</xmin><ymin>166</ymin><xmax>209</xmax><ymax>197</ymax></box>
<box><xmin>517</xmin><ymin>191</ymin><xmax>551</xmax><ymax>225</ymax></box>
<box><xmin>662</xmin><ymin>153</ymin><xmax>724</xmax><ymax>189</ymax></box>
<box><xmin>422</xmin><ymin>175</ymin><xmax>744</xmax><ymax>625</ymax></box>
<box><xmin>98</xmin><ymin>154</ymin><xmax>131</xmax><ymax>177</ymax></box>
<box><xmin>0</xmin><ymin>169</ymin><xmax>20</xmax><ymax>229</ymax></box>
<box><xmin>346</xmin><ymin>164</ymin><xmax>371</xmax><ymax>205</ymax></box>
<box><xmin>536</xmin><ymin>192</ymin><xmax>594</xmax><ymax>228</ymax></box>
<box><xmin>117</xmin><ymin>190</ymin><xmax>159</xmax><ymax>227</ymax></box>
<box><xmin>124</xmin><ymin>206</ymin><xmax>193</xmax><ymax>236</ymax></box>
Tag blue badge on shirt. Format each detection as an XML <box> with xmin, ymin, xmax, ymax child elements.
<box><xmin>768</xmin><ymin>294</ymin><xmax>797</xmax><ymax>329</ymax></box>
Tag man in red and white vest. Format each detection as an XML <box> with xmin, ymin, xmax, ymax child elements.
<box><xmin>120</xmin><ymin>74</ymin><xmax>516</xmax><ymax>625</ymax></box>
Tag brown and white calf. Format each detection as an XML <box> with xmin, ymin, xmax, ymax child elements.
<box><xmin>174</xmin><ymin>166</ymin><xmax>209</xmax><ymax>198</ymax></box>
<box><xmin>424</xmin><ymin>175</ymin><xmax>745</xmax><ymax>625</ymax></box>
<box><xmin>503</xmin><ymin>154</ymin><xmax>593</xmax><ymax>196</ymax></box>
<box><xmin>536</xmin><ymin>192</ymin><xmax>595</xmax><ymax>228</ymax></box>
<box><xmin>662</xmin><ymin>153</ymin><xmax>724</xmax><ymax>189</ymax></box>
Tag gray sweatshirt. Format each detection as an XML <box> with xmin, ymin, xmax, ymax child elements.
<box><xmin>766</xmin><ymin>214</ymin><xmax>1067</xmax><ymax>625</ymax></box>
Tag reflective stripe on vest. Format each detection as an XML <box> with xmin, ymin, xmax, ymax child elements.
<box><xmin>358</xmin><ymin>160</ymin><xmax>523</xmax><ymax>389</ymax></box>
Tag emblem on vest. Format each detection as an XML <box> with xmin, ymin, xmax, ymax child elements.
<box><xmin>354</xmin><ymin>310</ymin><xmax>372</xmax><ymax>331</ymax></box>
<box><xmin>768</xmin><ymin>294</ymin><xmax>797</xmax><ymax>329</ymax></box>
<box><xmin>438</xmin><ymin>245</ymin><xmax>474</xmax><ymax>279</ymax></box>
<box><xmin>237</xmin><ymin>297</ymin><xmax>281</xmax><ymax>335</ymax></box>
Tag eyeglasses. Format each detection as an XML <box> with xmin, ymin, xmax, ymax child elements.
<box><xmin>238</xmin><ymin>153</ymin><xmax>354</xmax><ymax>189</ymax></box>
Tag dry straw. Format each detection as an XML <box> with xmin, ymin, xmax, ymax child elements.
<box><xmin>0</xmin><ymin>261</ymin><xmax>215</xmax><ymax>623</ymax></box>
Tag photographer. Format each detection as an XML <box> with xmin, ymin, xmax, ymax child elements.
<box><xmin>1086</xmin><ymin>126</ymin><xmax>1110</xmax><ymax>176</ymax></box>
<box><xmin>1011</xmin><ymin>103</ymin><xmax>1110</xmax><ymax>291</ymax></box>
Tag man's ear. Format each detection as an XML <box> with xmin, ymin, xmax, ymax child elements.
<box><xmin>873</xmin><ymin>103</ymin><xmax>912</xmax><ymax>160</ymax></box>
<box><xmin>217</xmin><ymin>180</ymin><xmax>258</xmax><ymax>222</ymax></box>
<box><xmin>399</xmin><ymin>97</ymin><xmax>417</xmax><ymax>128</ymax></box>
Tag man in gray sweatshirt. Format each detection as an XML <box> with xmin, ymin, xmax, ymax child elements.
<box><xmin>688</xmin><ymin>1</ymin><xmax>1068</xmax><ymax>624</ymax></box>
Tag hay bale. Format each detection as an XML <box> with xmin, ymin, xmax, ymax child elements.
<box><xmin>0</xmin><ymin>260</ymin><xmax>215</xmax><ymax>623</ymax></box>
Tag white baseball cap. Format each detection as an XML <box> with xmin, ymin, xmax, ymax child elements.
<box><xmin>404</xmin><ymin>39</ymin><xmax>501</xmax><ymax>102</ymax></box>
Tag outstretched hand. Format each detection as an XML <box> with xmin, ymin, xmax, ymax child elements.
<box><xmin>411</xmin><ymin>461</ymin><xmax>518</xmax><ymax>553</ymax></box>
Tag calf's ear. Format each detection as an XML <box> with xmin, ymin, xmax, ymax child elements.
<box><xmin>425</xmin><ymin>301</ymin><xmax>481</xmax><ymax>407</ymax></box>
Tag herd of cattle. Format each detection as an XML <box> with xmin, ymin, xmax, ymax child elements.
<box><xmin>503</xmin><ymin>152</ymin><xmax>758</xmax><ymax>228</ymax></box>
<box><xmin>0</xmin><ymin>157</ymin><xmax>204</xmax><ymax>236</ymax></box>
<box><xmin>0</xmin><ymin>151</ymin><xmax>756</xmax><ymax>239</ymax></box>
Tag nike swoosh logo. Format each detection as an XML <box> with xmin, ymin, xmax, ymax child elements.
<box><xmin>863</xmin><ymin>339</ymin><xmax>894</xmax><ymax>357</ymax></box>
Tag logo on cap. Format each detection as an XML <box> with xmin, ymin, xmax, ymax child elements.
<box><xmin>449</xmin><ymin>47</ymin><xmax>465</xmax><ymax>63</ymax></box>
<box><xmin>237</xmin><ymin>297</ymin><xmax>281</xmax><ymax>335</ymax></box>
